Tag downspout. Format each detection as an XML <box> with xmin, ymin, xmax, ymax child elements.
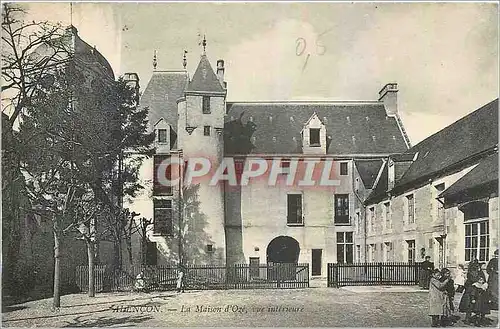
<box><xmin>352</xmin><ymin>160</ymin><xmax>367</xmax><ymax>262</ymax></box>
<box><xmin>436</xmin><ymin>196</ymin><xmax>447</xmax><ymax>267</ymax></box>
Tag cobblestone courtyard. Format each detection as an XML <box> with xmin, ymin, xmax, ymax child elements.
<box><xmin>2</xmin><ymin>287</ymin><xmax>499</xmax><ymax>327</ymax></box>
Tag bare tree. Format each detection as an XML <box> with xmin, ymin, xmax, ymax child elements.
<box><xmin>2</xmin><ymin>3</ymin><xmax>70</xmax><ymax>127</ymax></box>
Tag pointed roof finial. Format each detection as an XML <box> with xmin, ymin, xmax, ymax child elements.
<box><xmin>183</xmin><ymin>50</ymin><xmax>188</xmax><ymax>69</ymax></box>
<box><xmin>153</xmin><ymin>50</ymin><xmax>157</xmax><ymax>70</ymax></box>
<box><xmin>202</xmin><ymin>35</ymin><xmax>207</xmax><ymax>54</ymax></box>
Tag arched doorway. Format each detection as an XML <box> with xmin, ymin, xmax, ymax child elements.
<box><xmin>266</xmin><ymin>236</ymin><xmax>300</xmax><ymax>281</ymax></box>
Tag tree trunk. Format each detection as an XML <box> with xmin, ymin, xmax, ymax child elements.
<box><xmin>87</xmin><ymin>240</ymin><xmax>95</xmax><ymax>297</ymax></box>
<box><xmin>53</xmin><ymin>218</ymin><xmax>61</xmax><ymax>308</ymax></box>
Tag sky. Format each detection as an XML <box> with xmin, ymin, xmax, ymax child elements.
<box><xmin>21</xmin><ymin>2</ymin><xmax>499</xmax><ymax>145</ymax></box>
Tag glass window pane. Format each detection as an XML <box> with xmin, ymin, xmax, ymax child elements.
<box><xmin>472</xmin><ymin>237</ymin><xmax>478</xmax><ymax>248</ymax></box>
<box><xmin>337</xmin><ymin>232</ymin><xmax>344</xmax><ymax>243</ymax></box>
<box><xmin>346</xmin><ymin>232</ymin><xmax>353</xmax><ymax>243</ymax></box>
<box><xmin>346</xmin><ymin>244</ymin><xmax>353</xmax><ymax>264</ymax></box>
<box><xmin>465</xmin><ymin>237</ymin><xmax>471</xmax><ymax>248</ymax></box>
<box><xmin>480</xmin><ymin>235</ymin><xmax>487</xmax><ymax>247</ymax></box>
<box><xmin>337</xmin><ymin>245</ymin><xmax>345</xmax><ymax>263</ymax></box>
<box><xmin>472</xmin><ymin>224</ymin><xmax>478</xmax><ymax>235</ymax></box>
<box><xmin>479</xmin><ymin>249</ymin><xmax>486</xmax><ymax>261</ymax></box>
<box><xmin>480</xmin><ymin>221</ymin><xmax>486</xmax><ymax>233</ymax></box>
<box><xmin>465</xmin><ymin>249</ymin><xmax>471</xmax><ymax>262</ymax></box>
<box><xmin>465</xmin><ymin>224</ymin><xmax>471</xmax><ymax>236</ymax></box>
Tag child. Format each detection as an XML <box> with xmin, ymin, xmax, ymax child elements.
<box><xmin>441</xmin><ymin>268</ymin><xmax>457</xmax><ymax>325</ymax></box>
<box><xmin>135</xmin><ymin>270</ymin><xmax>146</xmax><ymax>292</ymax></box>
<box><xmin>176</xmin><ymin>266</ymin><xmax>185</xmax><ymax>293</ymax></box>
<box><xmin>454</xmin><ymin>264</ymin><xmax>466</xmax><ymax>293</ymax></box>
<box><xmin>429</xmin><ymin>269</ymin><xmax>451</xmax><ymax>327</ymax></box>
<box><xmin>470</xmin><ymin>277</ymin><xmax>490</xmax><ymax>326</ymax></box>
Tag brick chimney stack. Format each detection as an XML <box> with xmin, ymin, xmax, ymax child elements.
<box><xmin>378</xmin><ymin>83</ymin><xmax>398</xmax><ymax>117</ymax></box>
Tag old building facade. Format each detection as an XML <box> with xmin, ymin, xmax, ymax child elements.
<box><xmin>363</xmin><ymin>99</ymin><xmax>499</xmax><ymax>269</ymax></box>
<box><xmin>129</xmin><ymin>46</ymin><xmax>412</xmax><ymax>277</ymax></box>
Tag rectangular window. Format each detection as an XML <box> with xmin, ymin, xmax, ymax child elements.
<box><xmin>334</xmin><ymin>194</ymin><xmax>350</xmax><ymax>224</ymax></box>
<box><xmin>383</xmin><ymin>202</ymin><xmax>391</xmax><ymax>229</ymax></box>
<box><xmin>355</xmin><ymin>211</ymin><xmax>361</xmax><ymax>234</ymax></box>
<box><xmin>158</xmin><ymin>129</ymin><xmax>168</xmax><ymax>143</ymax></box>
<box><xmin>407</xmin><ymin>240</ymin><xmax>416</xmax><ymax>264</ymax></box>
<box><xmin>369</xmin><ymin>244</ymin><xmax>376</xmax><ymax>262</ymax></box>
<box><xmin>202</xmin><ymin>96</ymin><xmax>211</xmax><ymax>114</ymax></box>
<box><xmin>406</xmin><ymin>194</ymin><xmax>415</xmax><ymax>224</ymax></box>
<box><xmin>153</xmin><ymin>199</ymin><xmax>173</xmax><ymax>235</ymax></box>
<box><xmin>287</xmin><ymin>193</ymin><xmax>303</xmax><ymax>225</ymax></box>
<box><xmin>384</xmin><ymin>242</ymin><xmax>392</xmax><ymax>262</ymax></box>
<box><xmin>204</xmin><ymin>126</ymin><xmax>211</xmax><ymax>136</ymax></box>
<box><xmin>369</xmin><ymin>207</ymin><xmax>375</xmax><ymax>232</ymax></box>
<box><xmin>249</xmin><ymin>257</ymin><xmax>260</xmax><ymax>279</ymax></box>
<box><xmin>280</xmin><ymin>159</ymin><xmax>291</xmax><ymax>175</ymax></box>
<box><xmin>153</xmin><ymin>156</ymin><xmax>173</xmax><ymax>196</ymax></box>
<box><xmin>309</xmin><ymin>128</ymin><xmax>320</xmax><ymax>146</ymax></box>
<box><xmin>340</xmin><ymin>162</ymin><xmax>348</xmax><ymax>176</ymax></box>
<box><xmin>336</xmin><ymin>232</ymin><xmax>354</xmax><ymax>264</ymax></box>
<box><xmin>465</xmin><ymin>220</ymin><xmax>489</xmax><ymax>262</ymax></box>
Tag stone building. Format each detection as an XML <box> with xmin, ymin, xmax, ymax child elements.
<box><xmin>129</xmin><ymin>44</ymin><xmax>411</xmax><ymax>277</ymax></box>
<box><xmin>363</xmin><ymin>99</ymin><xmax>498</xmax><ymax>269</ymax></box>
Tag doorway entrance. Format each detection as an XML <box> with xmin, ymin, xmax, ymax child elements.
<box><xmin>312</xmin><ymin>249</ymin><xmax>322</xmax><ymax>276</ymax></box>
<box><xmin>266</xmin><ymin>236</ymin><xmax>300</xmax><ymax>281</ymax></box>
<box><xmin>266</xmin><ymin>236</ymin><xmax>300</xmax><ymax>264</ymax></box>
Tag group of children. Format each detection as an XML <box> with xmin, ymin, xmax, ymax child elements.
<box><xmin>429</xmin><ymin>262</ymin><xmax>492</xmax><ymax>327</ymax></box>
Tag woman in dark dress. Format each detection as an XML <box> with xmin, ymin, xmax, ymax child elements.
<box><xmin>459</xmin><ymin>258</ymin><xmax>486</xmax><ymax>324</ymax></box>
<box><xmin>469</xmin><ymin>276</ymin><xmax>490</xmax><ymax>326</ymax></box>
<box><xmin>486</xmin><ymin>249</ymin><xmax>498</xmax><ymax>310</ymax></box>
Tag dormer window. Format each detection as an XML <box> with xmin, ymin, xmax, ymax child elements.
<box><xmin>310</xmin><ymin>128</ymin><xmax>320</xmax><ymax>146</ymax></box>
<box><xmin>158</xmin><ymin>129</ymin><xmax>168</xmax><ymax>143</ymax></box>
<box><xmin>202</xmin><ymin>96</ymin><xmax>211</xmax><ymax>114</ymax></box>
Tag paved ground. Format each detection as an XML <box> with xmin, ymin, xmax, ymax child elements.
<box><xmin>2</xmin><ymin>287</ymin><xmax>498</xmax><ymax>327</ymax></box>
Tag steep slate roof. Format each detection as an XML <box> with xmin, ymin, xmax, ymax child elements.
<box><xmin>395</xmin><ymin>98</ymin><xmax>498</xmax><ymax>189</ymax></box>
<box><xmin>365</xmin><ymin>161</ymin><xmax>388</xmax><ymax>205</ymax></box>
<box><xmin>355</xmin><ymin>159</ymin><xmax>384</xmax><ymax>188</ymax></box>
<box><xmin>225</xmin><ymin>102</ymin><xmax>408</xmax><ymax>155</ymax></box>
<box><xmin>439</xmin><ymin>153</ymin><xmax>498</xmax><ymax>198</ymax></box>
<box><xmin>186</xmin><ymin>55</ymin><xmax>225</xmax><ymax>93</ymax></box>
<box><xmin>365</xmin><ymin>98</ymin><xmax>498</xmax><ymax>205</ymax></box>
<box><xmin>140</xmin><ymin>71</ymin><xmax>188</xmax><ymax>131</ymax></box>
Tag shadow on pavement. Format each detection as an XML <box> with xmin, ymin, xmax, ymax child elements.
<box><xmin>62</xmin><ymin>314</ymin><xmax>153</xmax><ymax>327</ymax></box>
<box><xmin>2</xmin><ymin>305</ymin><xmax>27</xmax><ymax>313</ymax></box>
<box><xmin>2</xmin><ymin>308</ymin><xmax>110</xmax><ymax>323</ymax></box>
<box><xmin>59</xmin><ymin>294</ymin><xmax>176</xmax><ymax>308</ymax></box>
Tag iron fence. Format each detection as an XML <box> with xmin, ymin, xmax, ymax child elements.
<box><xmin>327</xmin><ymin>262</ymin><xmax>420</xmax><ymax>287</ymax></box>
<box><xmin>76</xmin><ymin>263</ymin><xmax>309</xmax><ymax>292</ymax></box>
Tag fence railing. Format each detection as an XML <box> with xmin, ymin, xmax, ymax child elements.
<box><xmin>327</xmin><ymin>262</ymin><xmax>420</xmax><ymax>287</ymax></box>
<box><xmin>76</xmin><ymin>263</ymin><xmax>309</xmax><ymax>292</ymax></box>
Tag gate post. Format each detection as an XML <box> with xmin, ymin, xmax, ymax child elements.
<box><xmin>334</xmin><ymin>263</ymin><xmax>339</xmax><ymax>288</ymax></box>
<box><xmin>378</xmin><ymin>262</ymin><xmax>383</xmax><ymax>285</ymax></box>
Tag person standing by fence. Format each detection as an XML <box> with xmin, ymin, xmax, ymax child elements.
<box><xmin>429</xmin><ymin>269</ymin><xmax>451</xmax><ymax>327</ymax></box>
<box><xmin>421</xmin><ymin>256</ymin><xmax>434</xmax><ymax>290</ymax></box>
<box><xmin>486</xmin><ymin>249</ymin><xmax>498</xmax><ymax>310</ymax></box>
<box><xmin>176</xmin><ymin>265</ymin><xmax>185</xmax><ymax>293</ymax></box>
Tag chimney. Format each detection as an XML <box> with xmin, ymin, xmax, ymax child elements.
<box><xmin>216</xmin><ymin>59</ymin><xmax>225</xmax><ymax>88</ymax></box>
<box><xmin>378</xmin><ymin>83</ymin><xmax>398</xmax><ymax>117</ymax></box>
